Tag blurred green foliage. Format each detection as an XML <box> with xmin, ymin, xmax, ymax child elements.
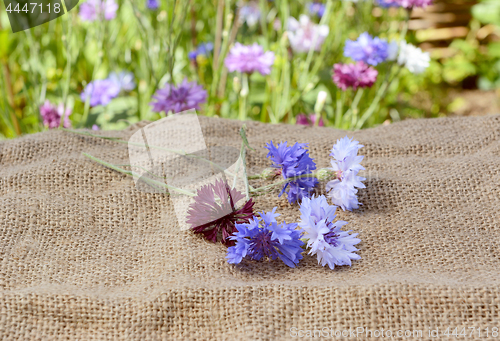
<box><xmin>0</xmin><ymin>0</ymin><xmax>441</xmax><ymax>139</ymax></box>
<box><xmin>439</xmin><ymin>0</ymin><xmax>500</xmax><ymax>90</ymax></box>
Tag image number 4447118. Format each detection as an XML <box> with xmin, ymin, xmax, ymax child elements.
<box><xmin>3</xmin><ymin>0</ymin><xmax>80</xmax><ymax>33</ymax></box>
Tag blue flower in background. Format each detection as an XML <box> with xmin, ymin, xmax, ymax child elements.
<box><xmin>265</xmin><ymin>141</ymin><xmax>318</xmax><ymax>204</ymax></box>
<box><xmin>188</xmin><ymin>42</ymin><xmax>214</xmax><ymax>61</ymax></box>
<box><xmin>108</xmin><ymin>71</ymin><xmax>136</xmax><ymax>92</ymax></box>
<box><xmin>80</xmin><ymin>79</ymin><xmax>121</xmax><ymax>107</ymax></box>
<box><xmin>344</xmin><ymin>32</ymin><xmax>389</xmax><ymax>66</ymax></box>
<box><xmin>238</xmin><ymin>2</ymin><xmax>261</xmax><ymax>27</ymax></box>
<box><xmin>226</xmin><ymin>208</ymin><xmax>304</xmax><ymax>268</ymax></box>
<box><xmin>308</xmin><ymin>2</ymin><xmax>326</xmax><ymax>18</ymax></box>
<box><xmin>376</xmin><ymin>0</ymin><xmax>399</xmax><ymax>7</ymax></box>
<box><xmin>146</xmin><ymin>0</ymin><xmax>159</xmax><ymax>10</ymax></box>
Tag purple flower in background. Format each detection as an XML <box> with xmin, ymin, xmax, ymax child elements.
<box><xmin>186</xmin><ymin>179</ymin><xmax>255</xmax><ymax>246</ymax></box>
<box><xmin>333</xmin><ymin>62</ymin><xmax>378</xmax><ymax>91</ymax></box>
<box><xmin>308</xmin><ymin>2</ymin><xmax>326</xmax><ymax>18</ymax></box>
<box><xmin>402</xmin><ymin>0</ymin><xmax>433</xmax><ymax>7</ymax></box>
<box><xmin>224</xmin><ymin>43</ymin><xmax>275</xmax><ymax>75</ymax></box>
<box><xmin>92</xmin><ymin>124</ymin><xmax>100</xmax><ymax>131</ymax></box>
<box><xmin>226</xmin><ymin>208</ymin><xmax>304</xmax><ymax>267</ymax></box>
<box><xmin>108</xmin><ymin>71</ymin><xmax>136</xmax><ymax>92</ymax></box>
<box><xmin>188</xmin><ymin>42</ymin><xmax>214</xmax><ymax>61</ymax></box>
<box><xmin>80</xmin><ymin>79</ymin><xmax>121</xmax><ymax>107</ymax></box>
<box><xmin>296</xmin><ymin>114</ymin><xmax>324</xmax><ymax>127</ymax></box>
<box><xmin>378</xmin><ymin>0</ymin><xmax>433</xmax><ymax>8</ymax></box>
<box><xmin>39</xmin><ymin>100</ymin><xmax>71</xmax><ymax>129</ymax></box>
<box><xmin>79</xmin><ymin>0</ymin><xmax>118</xmax><ymax>22</ymax></box>
<box><xmin>287</xmin><ymin>15</ymin><xmax>329</xmax><ymax>53</ymax></box>
<box><xmin>150</xmin><ymin>79</ymin><xmax>207</xmax><ymax>114</ymax></box>
<box><xmin>326</xmin><ymin>136</ymin><xmax>365</xmax><ymax>211</ymax></box>
<box><xmin>146</xmin><ymin>0</ymin><xmax>159</xmax><ymax>10</ymax></box>
<box><xmin>344</xmin><ymin>32</ymin><xmax>389</xmax><ymax>66</ymax></box>
<box><xmin>265</xmin><ymin>141</ymin><xmax>318</xmax><ymax>204</ymax></box>
<box><xmin>376</xmin><ymin>0</ymin><xmax>400</xmax><ymax>7</ymax></box>
<box><xmin>299</xmin><ymin>195</ymin><xmax>361</xmax><ymax>270</ymax></box>
<box><xmin>239</xmin><ymin>2</ymin><xmax>261</xmax><ymax>27</ymax></box>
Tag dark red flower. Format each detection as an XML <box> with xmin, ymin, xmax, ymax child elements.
<box><xmin>186</xmin><ymin>179</ymin><xmax>254</xmax><ymax>246</ymax></box>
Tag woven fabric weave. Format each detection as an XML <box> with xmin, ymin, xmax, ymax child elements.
<box><xmin>1</xmin><ymin>115</ymin><xmax>500</xmax><ymax>340</ymax></box>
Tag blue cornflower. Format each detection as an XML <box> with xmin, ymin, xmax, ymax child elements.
<box><xmin>265</xmin><ymin>141</ymin><xmax>318</xmax><ymax>204</ymax></box>
<box><xmin>146</xmin><ymin>0</ymin><xmax>159</xmax><ymax>10</ymax></box>
<box><xmin>376</xmin><ymin>0</ymin><xmax>399</xmax><ymax>7</ymax></box>
<box><xmin>108</xmin><ymin>71</ymin><xmax>136</xmax><ymax>92</ymax></box>
<box><xmin>80</xmin><ymin>79</ymin><xmax>120</xmax><ymax>107</ymax></box>
<box><xmin>326</xmin><ymin>136</ymin><xmax>365</xmax><ymax>211</ymax></box>
<box><xmin>299</xmin><ymin>195</ymin><xmax>361</xmax><ymax>270</ymax></box>
<box><xmin>226</xmin><ymin>208</ymin><xmax>304</xmax><ymax>267</ymax></box>
<box><xmin>344</xmin><ymin>32</ymin><xmax>389</xmax><ymax>66</ymax></box>
<box><xmin>308</xmin><ymin>2</ymin><xmax>326</xmax><ymax>18</ymax></box>
<box><xmin>188</xmin><ymin>42</ymin><xmax>214</xmax><ymax>61</ymax></box>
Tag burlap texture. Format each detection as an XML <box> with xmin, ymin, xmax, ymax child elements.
<box><xmin>1</xmin><ymin>115</ymin><xmax>500</xmax><ymax>340</ymax></box>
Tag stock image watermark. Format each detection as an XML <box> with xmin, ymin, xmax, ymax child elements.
<box><xmin>290</xmin><ymin>326</ymin><xmax>499</xmax><ymax>338</ymax></box>
<box><xmin>3</xmin><ymin>0</ymin><xmax>79</xmax><ymax>32</ymax></box>
<box><xmin>127</xmin><ymin>111</ymin><xmax>245</xmax><ymax>231</ymax></box>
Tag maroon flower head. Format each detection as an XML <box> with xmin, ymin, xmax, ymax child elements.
<box><xmin>332</xmin><ymin>61</ymin><xmax>378</xmax><ymax>91</ymax></box>
<box><xmin>186</xmin><ymin>179</ymin><xmax>255</xmax><ymax>245</ymax></box>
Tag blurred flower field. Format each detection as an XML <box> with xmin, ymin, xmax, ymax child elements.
<box><xmin>0</xmin><ymin>0</ymin><xmax>447</xmax><ymax>139</ymax></box>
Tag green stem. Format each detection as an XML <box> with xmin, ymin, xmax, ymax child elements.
<box><xmin>62</xmin><ymin>128</ymin><xmax>236</xmax><ymax>177</ymax></box>
<box><xmin>401</xmin><ymin>9</ymin><xmax>410</xmax><ymax>40</ymax></box>
<box><xmin>239</xmin><ymin>73</ymin><xmax>249</xmax><ymax>121</ymax></box>
<box><xmin>80</xmin><ymin>21</ymin><xmax>105</xmax><ymax>128</ymax></box>
<box><xmin>240</xmin><ymin>141</ymin><xmax>250</xmax><ymax>200</ymax></box>
<box><xmin>298</xmin><ymin>0</ymin><xmax>333</xmax><ymax>88</ymax></box>
<box><xmin>83</xmin><ymin>153</ymin><xmax>196</xmax><ymax>196</ymax></box>
<box><xmin>231</xmin><ymin>156</ymin><xmax>242</xmax><ymax>190</ymax></box>
<box><xmin>350</xmin><ymin>88</ymin><xmax>364</xmax><ymax>128</ymax></box>
<box><xmin>60</xmin><ymin>12</ymin><xmax>73</xmax><ymax>128</ymax></box>
<box><xmin>250</xmin><ymin>172</ymin><xmax>322</xmax><ymax>193</ymax></box>
<box><xmin>355</xmin><ymin>65</ymin><xmax>402</xmax><ymax>130</ymax></box>
<box><xmin>259</xmin><ymin>0</ymin><xmax>269</xmax><ymax>44</ymax></box>
<box><xmin>335</xmin><ymin>91</ymin><xmax>345</xmax><ymax>128</ymax></box>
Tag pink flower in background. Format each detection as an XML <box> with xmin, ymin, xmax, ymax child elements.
<box><xmin>79</xmin><ymin>0</ymin><xmax>118</xmax><ymax>22</ymax></box>
<box><xmin>296</xmin><ymin>114</ymin><xmax>324</xmax><ymax>127</ymax></box>
<box><xmin>224</xmin><ymin>43</ymin><xmax>275</xmax><ymax>75</ymax></box>
<box><xmin>397</xmin><ymin>0</ymin><xmax>433</xmax><ymax>8</ymax></box>
<box><xmin>332</xmin><ymin>62</ymin><xmax>378</xmax><ymax>91</ymax></box>
<box><xmin>39</xmin><ymin>101</ymin><xmax>71</xmax><ymax>129</ymax></box>
<box><xmin>287</xmin><ymin>15</ymin><xmax>329</xmax><ymax>53</ymax></box>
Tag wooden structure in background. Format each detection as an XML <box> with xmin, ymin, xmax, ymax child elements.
<box><xmin>409</xmin><ymin>0</ymin><xmax>478</xmax><ymax>57</ymax></box>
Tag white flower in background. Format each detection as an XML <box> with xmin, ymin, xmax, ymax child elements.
<box><xmin>314</xmin><ymin>90</ymin><xmax>328</xmax><ymax>113</ymax></box>
<box><xmin>387</xmin><ymin>41</ymin><xmax>399</xmax><ymax>61</ymax></box>
<box><xmin>238</xmin><ymin>2</ymin><xmax>260</xmax><ymax>27</ymax></box>
<box><xmin>287</xmin><ymin>15</ymin><xmax>329</xmax><ymax>53</ymax></box>
<box><xmin>397</xmin><ymin>41</ymin><xmax>430</xmax><ymax>74</ymax></box>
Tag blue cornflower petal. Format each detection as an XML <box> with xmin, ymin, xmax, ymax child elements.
<box><xmin>265</xmin><ymin>141</ymin><xmax>318</xmax><ymax>204</ymax></box>
<box><xmin>344</xmin><ymin>32</ymin><xmax>389</xmax><ymax>66</ymax></box>
<box><xmin>226</xmin><ymin>209</ymin><xmax>304</xmax><ymax>268</ymax></box>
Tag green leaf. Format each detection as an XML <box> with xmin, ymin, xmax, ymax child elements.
<box><xmin>0</xmin><ymin>29</ymin><xmax>13</xmax><ymax>60</ymax></box>
<box><xmin>472</xmin><ymin>0</ymin><xmax>500</xmax><ymax>25</ymax></box>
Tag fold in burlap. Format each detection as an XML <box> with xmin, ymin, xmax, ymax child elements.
<box><xmin>1</xmin><ymin>115</ymin><xmax>500</xmax><ymax>340</ymax></box>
